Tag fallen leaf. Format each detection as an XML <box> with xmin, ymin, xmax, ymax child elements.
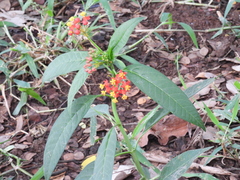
<box><xmin>194</xmin><ymin>98</ymin><xmax>217</xmax><ymax>109</ymax></box>
<box><xmin>0</xmin><ymin>10</ymin><xmax>38</xmax><ymax>26</ymax></box>
<box><xmin>199</xmin><ymin>47</ymin><xmax>209</xmax><ymax>57</ymax></box>
<box><xmin>126</xmin><ymin>86</ymin><xmax>140</xmax><ymax>97</ymax></box>
<box><xmin>226</xmin><ymin>79</ymin><xmax>239</xmax><ymax>94</ymax></box>
<box><xmin>0</xmin><ymin>0</ymin><xmax>11</xmax><ymax>11</ymax></box>
<box><xmin>202</xmin><ymin>126</ymin><xmax>218</xmax><ymax>141</ymax></box>
<box><xmin>112</xmin><ymin>165</ymin><xmax>134</xmax><ymax>180</ymax></box>
<box><xmin>232</xmin><ymin>65</ymin><xmax>240</xmax><ymax>72</ymax></box>
<box><xmin>137</xmin><ymin>96</ymin><xmax>150</xmax><ymax>105</ymax></box>
<box><xmin>195</xmin><ymin>72</ymin><xmax>217</xmax><ymax>79</ymax></box>
<box><xmin>15</xmin><ymin>115</ymin><xmax>24</xmax><ymax>132</ymax></box>
<box><xmin>151</xmin><ymin>115</ymin><xmax>191</xmax><ymax>145</ymax></box>
<box><xmin>179</xmin><ymin>56</ymin><xmax>190</xmax><ymax>65</ymax></box>
<box><xmin>73</xmin><ymin>151</ymin><xmax>84</xmax><ymax>160</ymax></box>
<box><xmin>63</xmin><ymin>153</ymin><xmax>74</xmax><ymax>161</ymax></box>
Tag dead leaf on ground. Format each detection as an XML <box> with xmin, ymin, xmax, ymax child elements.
<box><xmin>112</xmin><ymin>165</ymin><xmax>134</xmax><ymax>180</ymax></box>
<box><xmin>195</xmin><ymin>72</ymin><xmax>217</xmax><ymax>79</ymax></box>
<box><xmin>202</xmin><ymin>126</ymin><xmax>218</xmax><ymax>141</ymax></box>
<box><xmin>194</xmin><ymin>98</ymin><xmax>217</xmax><ymax>109</ymax></box>
<box><xmin>208</xmin><ymin>39</ymin><xmax>230</xmax><ymax>57</ymax></box>
<box><xmin>0</xmin><ymin>10</ymin><xmax>38</xmax><ymax>26</ymax></box>
<box><xmin>226</xmin><ymin>79</ymin><xmax>239</xmax><ymax>94</ymax></box>
<box><xmin>15</xmin><ymin>115</ymin><xmax>24</xmax><ymax>132</ymax></box>
<box><xmin>137</xmin><ymin>115</ymin><xmax>193</xmax><ymax>146</ymax></box>
<box><xmin>190</xmin><ymin>162</ymin><xmax>234</xmax><ymax>176</ymax></box>
<box><xmin>232</xmin><ymin>65</ymin><xmax>240</xmax><ymax>72</ymax></box>
<box><xmin>29</xmin><ymin>124</ymin><xmax>47</xmax><ymax>137</ymax></box>
<box><xmin>0</xmin><ymin>0</ymin><xmax>11</xmax><ymax>11</ymax></box>
<box><xmin>126</xmin><ymin>86</ymin><xmax>140</xmax><ymax>97</ymax></box>
<box><xmin>137</xmin><ymin>96</ymin><xmax>150</xmax><ymax>105</ymax></box>
<box><xmin>144</xmin><ymin>150</ymin><xmax>170</xmax><ymax>164</ymax></box>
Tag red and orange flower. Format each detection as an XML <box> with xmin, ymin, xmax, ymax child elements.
<box><xmin>66</xmin><ymin>12</ymin><xmax>91</xmax><ymax>36</ymax></box>
<box><xmin>99</xmin><ymin>71</ymin><xmax>131</xmax><ymax>103</ymax></box>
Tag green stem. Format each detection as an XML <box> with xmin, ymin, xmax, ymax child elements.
<box><xmin>86</xmin><ymin>35</ymin><xmax>102</xmax><ymax>52</ymax></box>
<box><xmin>111</xmin><ymin>101</ymin><xmax>147</xmax><ymax>179</ymax></box>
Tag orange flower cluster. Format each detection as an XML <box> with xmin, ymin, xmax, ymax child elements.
<box><xmin>83</xmin><ymin>56</ymin><xmax>97</xmax><ymax>74</ymax></box>
<box><xmin>99</xmin><ymin>71</ymin><xmax>131</xmax><ymax>103</ymax></box>
<box><xmin>67</xmin><ymin>12</ymin><xmax>90</xmax><ymax>36</ymax></box>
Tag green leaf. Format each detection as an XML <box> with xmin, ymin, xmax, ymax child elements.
<box><xmin>42</xmin><ymin>51</ymin><xmax>88</xmax><ymax>83</ymax></box>
<box><xmin>47</xmin><ymin>0</ymin><xmax>54</xmax><ymax>17</ymax></box>
<box><xmin>68</xmin><ymin>69</ymin><xmax>89</xmax><ymax>108</ymax></box>
<box><xmin>234</xmin><ymin>81</ymin><xmax>240</xmax><ymax>90</ymax></box>
<box><xmin>14</xmin><ymin>79</ymin><xmax>31</xmax><ymax>88</ymax></box>
<box><xmin>184</xmin><ymin>78</ymin><xmax>215</xmax><ymax>98</ymax></box>
<box><xmin>178</xmin><ymin>22</ymin><xmax>198</xmax><ymax>48</ymax></box>
<box><xmin>75</xmin><ymin>162</ymin><xmax>95</xmax><ymax>180</ymax></box>
<box><xmin>90</xmin><ymin>128</ymin><xmax>117</xmax><ymax>180</ymax></box>
<box><xmin>154</xmin><ymin>32</ymin><xmax>169</xmax><ymax>50</ymax></box>
<box><xmin>90</xmin><ymin>116</ymin><xmax>97</xmax><ymax>145</ymax></box>
<box><xmin>125</xmin><ymin>64</ymin><xmax>204</xmax><ymax>130</ymax></box>
<box><xmin>0</xmin><ymin>21</ymin><xmax>18</xmax><ymax>27</ymax></box>
<box><xmin>204</xmin><ymin>104</ymin><xmax>225</xmax><ymax>131</ymax></box>
<box><xmin>183</xmin><ymin>173</ymin><xmax>219</xmax><ymax>180</ymax></box>
<box><xmin>25</xmin><ymin>89</ymin><xmax>46</xmax><ymax>105</ymax></box>
<box><xmin>159</xmin><ymin>147</ymin><xmax>212</xmax><ymax>180</ymax></box>
<box><xmin>43</xmin><ymin>95</ymin><xmax>97</xmax><ymax>180</ymax></box>
<box><xmin>0</xmin><ymin>60</ymin><xmax>9</xmax><ymax>77</ymax></box>
<box><xmin>84</xmin><ymin>104</ymin><xmax>110</xmax><ymax>118</ymax></box>
<box><xmin>211</xmin><ymin>29</ymin><xmax>223</xmax><ymax>39</ymax></box>
<box><xmin>100</xmin><ymin>0</ymin><xmax>116</xmax><ymax>29</ymax></box>
<box><xmin>25</xmin><ymin>54</ymin><xmax>39</xmax><ymax>78</ymax></box>
<box><xmin>114</xmin><ymin>59</ymin><xmax>126</xmax><ymax>70</ymax></box>
<box><xmin>108</xmin><ymin>17</ymin><xmax>145</xmax><ymax>56</ymax></box>
<box><xmin>224</xmin><ymin>0</ymin><xmax>235</xmax><ymax>18</ymax></box>
<box><xmin>120</xmin><ymin>55</ymin><xmax>141</xmax><ymax>65</ymax></box>
<box><xmin>22</xmin><ymin>0</ymin><xmax>33</xmax><ymax>11</ymax></box>
<box><xmin>85</xmin><ymin>0</ymin><xmax>99</xmax><ymax>10</ymax></box>
<box><xmin>12</xmin><ymin>92</ymin><xmax>28</xmax><ymax>115</ymax></box>
<box><xmin>30</xmin><ymin>166</ymin><xmax>44</xmax><ymax>180</ymax></box>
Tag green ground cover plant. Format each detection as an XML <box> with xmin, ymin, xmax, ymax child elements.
<box><xmin>30</xmin><ymin>1</ymin><xmax>215</xmax><ymax>179</ymax></box>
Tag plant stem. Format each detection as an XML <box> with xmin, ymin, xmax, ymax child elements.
<box><xmin>111</xmin><ymin>101</ymin><xmax>147</xmax><ymax>179</ymax></box>
<box><xmin>86</xmin><ymin>35</ymin><xmax>102</xmax><ymax>52</ymax></box>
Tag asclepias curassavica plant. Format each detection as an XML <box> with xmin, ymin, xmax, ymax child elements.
<box><xmin>31</xmin><ymin>3</ymin><xmax>217</xmax><ymax>180</ymax></box>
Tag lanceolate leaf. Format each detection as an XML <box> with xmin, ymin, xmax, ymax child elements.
<box><xmin>159</xmin><ymin>147</ymin><xmax>212</xmax><ymax>180</ymax></box>
<box><xmin>25</xmin><ymin>54</ymin><xmax>39</xmax><ymax>78</ymax></box>
<box><xmin>43</xmin><ymin>95</ymin><xmax>98</xmax><ymax>180</ymax></box>
<box><xmin>178</xmin><ymin>22</ymin><xmax>198</xmax><ymax>48</ymax></box>
<box><xmin>100</xmin><ymin>0</ymin><xmax>116</xmax><ymax>29</ymax></box>
<box><xmin>125</xmin><ymin>64</ymin><xmax>204</xmax><ymax>130</ymax></box>
<box><xmin>42</xmin><ymin>51</ymin><xmax>88</xmax><ymax>83</ymax></box>
<box><xmin>75</xmin><ymin>162</ymin><xmax>95</xmax><ymax>180</ymax></box>
<box><xmin>68</xmin><ymin>69</ymin><xmax>89</xmax><ymax>108</ymax></box>
<box><xmin>107</xmin><ymin>17</ymin><xmax>145</xmax><ymax>56</ymax></box>
<box><xmin>90</xmin><ymin>128</ymin><xmax>117</xmax><ymax>180</ymax></box>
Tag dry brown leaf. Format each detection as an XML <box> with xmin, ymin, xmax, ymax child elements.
<box><xmin>194</xmin><ymin>98</ymin><xmax>217</xmax><ymax>109</ymax></box>
<box><xmin>126</xmin><ymin>86</ymin><xmax>140</xmax><ymax>97</ymax></box>
<box><xmin>144</xmin><ymin>150</ymin><xmax>170</xmax><ymax>164</ymax></box>
<box><xmin>22</xmin><ymin>152</ymin><xmax>36</xmax><ymax>161</ymax></box>
<box><xmin>202</xmin><ymin>126</ymin><xmax>218</xmax><ymax>141</ymax></box>
<box><xmin>63</xmin><ymin>153</ymin><xmax>74</xmax><ymax>161</ymax></box>
<box><xmin>15</xmin><ymin>115</ymin><xmax>24</xmax><ymax>132</ymax></box>
<box><xmin>112</xmin><ymin>165</ymin><xmax>134</xmax><ymax>180</ymax></box>
<box><xmin>151</xmin><ymin>115</ymin><xmax>190</xmax><ymax>145</ymax></box>
<box><xmin>195</xmin><ymin>72</ymin><xmax>217</xmax><ymax>79</ymax></box>
<box><xmin>0</xmin><ymin>0</ymin><xmax>11</xmax><ymax>11</ymax></box>
<box><xmin>73</xmin><ymin>151</ymin><xmax>84</xmax><ymax>160</ymax></box>
<box><xmin>179</xmin><ymin>56</ymin><xmax>190</xmax><ymax>65</ymax></box>
<box><xmin>226</xmin><ymin>79</ymin><xmax>239</xmax><ymax>94</ymax></box>
<box><xmin>191</xmin><ymin>162</ymin><xmax>234</xmax><ymax>176</ymax></box>
<box><xmin>137</xmin><ymin>96</ymin><xmax>150</xmax><ymax>105</ymax></box>
<box><xmin>232</xmin><ymin>65</ymin><xmax>240</xmax><ymax>72</ymax></box>
<box><xmin>199</xmin><ymin>47</ymin><xmax>209</xmax><ymax>57</ymax></box>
